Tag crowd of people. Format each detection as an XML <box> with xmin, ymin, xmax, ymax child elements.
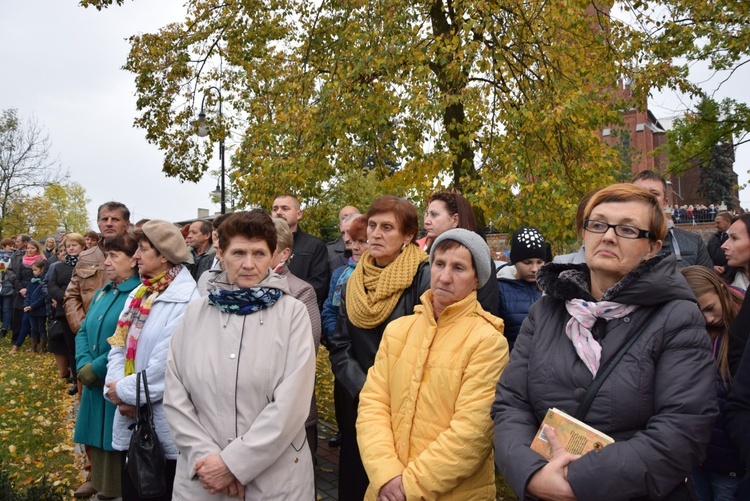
<box><xmin>2</xmin><ymin>168</ymin><xmax>750</xmax><ymax>500</ymax></box>
<box><xmin>672</xmin><ymin>203</ymin><xmax>742</xmax><ymax>226</ymax></box>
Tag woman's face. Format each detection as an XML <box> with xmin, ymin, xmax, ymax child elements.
<box><xmin>45</xmin><ymin>238</ymin><xmax>56</xmax><ymax>249</ymax></box>
<box><xmin>515</xmin><ymin>258</ymin><xmax>545</xmax><ymax>283</ymax></box>
<box><xmin>224</xmin><ymin>236</ymin><xmax>273</xmax><ymax>288</ymax></box>
<box><xmin>133</xmin><ymin>239</ymin><xmax>169</xmax><ymax>278</ymax></box>
<box><xmin>349</xmin><ymin>232</ymin><xmax>368</xmax><ymax>263</ymax></box>
<box><xmin>367</xmin><ymin>212</ymin><xmax>413</xmax><ymax>267</ymax></box>
<box><xmin>584</xmin><ymin>201</ymin><xmax>661</xmax><ymax>285</ymax></box>
<box><xmin>424</xmin><ymin>200</ymin><xmax>458</xmax><ymax>239</ymax></box>
<box><xmin>722</xmin><ymin>220</ymin><xmax>750</xmax><ymax>270</ymax></box>
<box><xmin>84</xmin><ymin>236</ymin><xmax>96</xmax><ymax>248</ymax></box>
<box><xmin>104</xmin><ymin>250</ymin><xmax>137</xmax><ymax>283</ymax></box>
<box><xmin>431</xmin><ymin>245</ymin><xmax>478</xmax><ymax>311</ymax></box>
<box><xmin>696</xmin><ymin>291</ymin><xmax>724</xmax><ymax>330</ymax></box>
<box><xmin>26</xmin><ymin>244</ymin><xmax>39</xmax><ymax>257</ymax></box>
<box><xmin>66</xmin><ymin>241</ymin><xmax>83</xmax><ymax>257</ymax></box>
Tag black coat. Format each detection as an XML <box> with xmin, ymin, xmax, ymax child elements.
<box><xmin>48</xmin><ymin>262</ymin><xmax>74</xmax><ymax>319</ymax></box>
<box><xmin>725</xmin><ymin>293</ymin><xmax>750</xmax><ymax>496</ymax></box>
<box><xmin>492</xmin><ymin>255</ymin><xmax>718</xmax><ymax>500</ymax></box>
<box><xmin>707</xmin><ymin>231</ymin><xmax>729</xmax><ymax>267</ymax></box>
<box><xmin>289</xmin><ymin>228</ymin><xmax>330</xmax><ymax>308</ymax></box>
<box><xmin>329</xmin><ymin>261</ymin><xmax>431</xmax><ymax>400</ymax></box>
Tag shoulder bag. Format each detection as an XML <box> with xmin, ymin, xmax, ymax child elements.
<box><xmin>126</xmin><ymin>370</ymin><xmax>166</xmax><ymax>498</ymax></box>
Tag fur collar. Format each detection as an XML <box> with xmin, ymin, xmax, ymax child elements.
<box><xmin>538</xmin><ymin>254</ymin><xmax>670</xmax><ymax>303</ymax></box>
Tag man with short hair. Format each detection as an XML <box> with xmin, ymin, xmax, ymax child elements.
<box><xmin>708</xmin><ymin>211</ymin><xmax>734</xmax><ymax>273</ymax></box>
<box><xmin>327</xmin><ymin>206</ymin><xmax>360</xmax><ymax>270</ymax></box>
<box><xmin>64</xmin><ymin>201</ymin><xmax>130</xmax><ymax>499</ymax></box>
<box><xmin>631</xmin><ymin>170</ymin><xmax>712</xmax><ymax>269</ymax></box>
<box><xmin>272</xmin><ymin>194</ymin><xmax>330</xmax><ymax>307</ymax></box>
<box><xmin>186</xmin><ymin>219</ymin><xmax>216</xmax><ymax>281</ymax></box>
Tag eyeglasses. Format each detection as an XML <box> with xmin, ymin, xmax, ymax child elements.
<box><xmin>583</xmin><ymin>219</ymin><xmax>653</xmax><ymax>240</ymax></box>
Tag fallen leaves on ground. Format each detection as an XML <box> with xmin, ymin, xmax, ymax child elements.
<box><xmin>0</xmin><ymin>340</ymin><xmax>85</xmax><ymax>498</ymax></box>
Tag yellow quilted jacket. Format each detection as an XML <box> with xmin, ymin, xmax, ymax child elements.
<box><xmin>357</xmin><ymin>290</ymin><xmax>508</xmax><ymax>500</ymax></box>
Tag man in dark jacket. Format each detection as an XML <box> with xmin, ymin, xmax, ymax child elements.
<box><xmin>5</xmin><ymin>234</ymin><xmax>31</xmax><ymax>343</ymax></box>
<box><xmin>272</xmin><ymin>194</ymin><xmax>330</xmax><ymax>307</ymax></box>
<box><xmin>632</xmin><ymin>170</ymin><xmax>712</xmax><ymax>269</ymax></box>
<box><xmin>186</xmin><ymin>219</ymin><xmax>216</xmax><ymax>281</ymax></box>
<box><xmin>708</xmin><ymin>211</ymin><xmax>732</xmax><ymax>273</ymax></box>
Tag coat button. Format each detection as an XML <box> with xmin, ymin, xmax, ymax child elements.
<box><xmin>623</xmin><ymin>317</ymin><xmax>631</xmax><ymax>323</ymax></box>
<box><xmin>294</xmin><ymin>457</ymin><xmax>299</xmax><ymax>463</ymax></box>
<box><xmin>230</xmin><ymin>353</ymin><xmax>236</xmax><ymax>359</ymax></box>
<box><xmin>93</xmin><ymin>345</ymin><xmax>97</xmax><ymax>352</ymax></box>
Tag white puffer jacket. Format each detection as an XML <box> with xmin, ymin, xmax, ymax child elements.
<box><xmin>104</xmin><ymin>266</ymin><xmax>200</xmax><ymax>458</ymax></box>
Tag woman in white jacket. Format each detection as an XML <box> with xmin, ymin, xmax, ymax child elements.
<box><xmin>164</xmin><ymin>209</ymin><xmax>316</xmax><ymax>500</ymax></box>
<box><xmin>105</xmin><ymin>220</ymin><xmax>200</xmax><ymax>501</ymax></box>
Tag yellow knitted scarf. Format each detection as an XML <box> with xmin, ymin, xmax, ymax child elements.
<box><xmin>346</xmin><ymin>244</ymin><xmax>428</xmax><ymax>329</ymax></box>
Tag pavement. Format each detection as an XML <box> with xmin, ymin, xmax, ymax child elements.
<box><xmin>315</xmin><ymin>420</ymin><xmax>341</xmax><ymax>500</ymax></box>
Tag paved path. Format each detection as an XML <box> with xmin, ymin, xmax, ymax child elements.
<box><xmin>315</xmin><ymin>421</ymin><xmax>340</xmax><ymax>500</ymax></box>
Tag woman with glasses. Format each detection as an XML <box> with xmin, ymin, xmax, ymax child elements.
<box><xmin>492</xmin><ymin>183</ymin><xmax>718</xmax><ymax>500</ymax></box>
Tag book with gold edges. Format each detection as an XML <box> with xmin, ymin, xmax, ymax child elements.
<box><xmin>530</xmin><ymin>407</ymin><xmax>615</xmax><ymax>460</ymax></box>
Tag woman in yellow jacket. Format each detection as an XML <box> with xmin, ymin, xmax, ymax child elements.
<box><xmin>357</xmin><ymin>228</ymin><xmax>509</xmax><ymax>500</ymax></box>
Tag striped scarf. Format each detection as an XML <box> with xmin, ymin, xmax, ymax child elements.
<box><xmin>107</xmin><ymin>265</ymin><xmax>182</xmax><ymax>376</ymax></box>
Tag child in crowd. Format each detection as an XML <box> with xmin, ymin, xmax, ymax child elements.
<box><xmin>497</xmin><ymin>226</ymin><xmax>546</xmax><ymax>350</ymax></box>
<box><xmin>9</xmin><ymin>259</ymin><xmax>46</xmax><ymax>354</ymax></box>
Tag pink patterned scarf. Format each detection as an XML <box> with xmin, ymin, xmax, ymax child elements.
<box><xmin>565</xmin><ymin>298</ymin><xmax>638</xmax><ymax>376</ymax></box>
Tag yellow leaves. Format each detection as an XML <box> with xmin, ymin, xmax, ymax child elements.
<box><xmin>0</xmin><ymin>346</ymin><xmax>81</xmax><ymax>496</ymax></box>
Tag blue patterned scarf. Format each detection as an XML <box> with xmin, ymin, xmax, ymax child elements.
<box><xmin>332</xmin><ymin>257</ymin><xmax>357</xmax><ymax>306</ymax></box>
<box><xmin>208</xmin><ymin>287</ymin><xmax>283</xmax><ymax>315</ymax></box>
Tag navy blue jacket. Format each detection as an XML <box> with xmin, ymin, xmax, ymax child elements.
<box><xmin>23</xmin><ymin>278</ymin><xmax>47</xmax><ymax>317</ymax></box>
<box><xmin>497</xmin><ymin>267</ymin><xmax>541</xmax><ymax>350</ymax></box>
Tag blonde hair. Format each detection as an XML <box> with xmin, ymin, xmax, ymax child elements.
<box><xmin>681</xmin><ymin>266</ymin><xmax>744</xmax><ymax>385</ymax></box>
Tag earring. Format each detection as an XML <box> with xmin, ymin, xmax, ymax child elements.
<box><xmin>401</xmin><ymin>242</ymin><xmax>406</xmax><ymax>250</ymax></box>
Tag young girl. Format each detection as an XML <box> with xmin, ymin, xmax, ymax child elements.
<box><xmin>497</xmin><ymin>226</ymin><xmax>546</xmax><ymax>350</ymax></box>
<box><xmin>681</xmin><ymin>265</ymin><xmax>746</xmax><ymax>501</ymax></box>
<box><xmin>9</xmin><ymin>259</ymin><xmax>46</xmax><ymax>354</ymax></box>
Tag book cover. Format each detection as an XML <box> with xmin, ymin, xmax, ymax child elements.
<box><xmin>530</xmin><ymin>407</ymin><xmax>614</xmax><ymax>460</ymax></box>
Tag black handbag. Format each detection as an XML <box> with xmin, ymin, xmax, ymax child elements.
<box><xmin>126</xmin><ymin>370</ymin><xmax>166</xmax><ymax>498</ymax></box>
<box><xmin>46</xmin><ymin>318</ymin><xmax>65</xmax><ymax>340</ymax></box>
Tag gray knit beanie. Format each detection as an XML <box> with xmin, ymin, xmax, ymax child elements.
<box><xmin>429</xmin><ymin>228</ymin><xmax>492</xmax><ymax>287</ymax></box>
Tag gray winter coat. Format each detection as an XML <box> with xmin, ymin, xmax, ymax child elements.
<box><xmin>492</xmin><ymin>255</ymin><xmax>718</xmax><ymax>500</ymax></box>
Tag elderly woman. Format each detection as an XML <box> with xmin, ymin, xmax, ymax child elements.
<box><xmin>321</xmin><ymin>214</ymin><xmax>367</xmax><ymax>448</ymax></box>
<box><xmin>358</xmin><ymin>229</ymin><xmax>508</xmax><ymax>500</ymax></box>
<box><xmin>492</xmin><ymin>183</ymin><xmax>719</xmax><ymax>500</ymax></box>
<box><xmin>48</xmin><ymin>233</ymin><xmax>85</xmax><ymax>394</ymax></box>
<box><xmin>105</xmin><ymin>220</ymin><xmax>199</xmax><ymax>501</ymax></box>
<box><xmin>164</xmin><ymin>210</ymin><xmax>316</xmax><ymax>500</ymax></box>
<box><xmin>74</xmin><ymin>230</ymin><xmax>141</xmax><ymax>500</ymax></box>
<box><xmin>329</xmin><ymin>195</ymin><xmax>431</xmax><ymax>500</ymax></box>
<box><xmin>270</xmin><ymin>217</ymin><xmax>322</xmax><ymax>461</ymax></box>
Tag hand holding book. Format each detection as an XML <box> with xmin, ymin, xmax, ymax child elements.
<box><xmin>526</xmin><ymin>426</ymin><xmax>580</xmax><ymax>501</ymax></box>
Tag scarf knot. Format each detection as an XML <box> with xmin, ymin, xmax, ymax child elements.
<box><xmin>208</xmin><ymin>287</ymin><xmax>282</xmax><ymax>315</ymax></box>
<box><xmin>565</xmin><ymin>298</ymin><xmax>638</xmax><ymax>376</ymax></box>
<box><xmin>107</xmin><ymin>265</ymin><xmax>183</xmax><ymax>376</ymax></box>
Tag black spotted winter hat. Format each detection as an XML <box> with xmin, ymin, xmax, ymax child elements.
<box><xmin>510</xmin><ymin>226</ymin><xmax>546</xmax><ymax>264</ymax></box>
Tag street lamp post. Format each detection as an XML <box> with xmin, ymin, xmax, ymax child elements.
<box><xmin>196</xmin><ymin>87</ymin><xmax>226</xmax><ymax>214</ymax></box>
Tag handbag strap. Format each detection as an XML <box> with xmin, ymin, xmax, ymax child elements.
<box><xmin>574</xmin><ymin>306</ymin><xmax>662</xmax><ymax>421</ymax></box>
<box><xmin>134</xmin><ymin>371</ymin><xmax>141</xmax><ymax>420</ymax></box>
<box><xmin>134</xmin><ymin>370</ymin><xmax>155</xmax><ymax>428</ymax></box>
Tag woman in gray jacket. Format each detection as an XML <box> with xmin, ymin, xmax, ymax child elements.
<box><xmin>492</xmin><ymin>184</ymin><xmax>718</xmax><ymax>500</ymax></box>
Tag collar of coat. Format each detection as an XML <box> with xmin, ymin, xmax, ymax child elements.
<box><xmin>537</xmin><ymin>253</ymin><xmax>695</xmax><ymax>306</ymax></box>
<box><xmin>414</xmin><ymin>289</ymin><xmax>503</xmax><ymax>332</ymax></box>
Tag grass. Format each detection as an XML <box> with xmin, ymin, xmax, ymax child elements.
<box><xmin>0</xmin><ymin>336</ymin><xmax>84</xmax><ymax>499</ymax></box>
<box><xmin>315</xmin><ymin>345</ymin><xmax>518</xmax><ymax>500</ymax></box>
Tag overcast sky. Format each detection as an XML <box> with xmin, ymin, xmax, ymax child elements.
<box><xmin>1</xmin><ymin>1</ymin><xmax>748</xmax><ymax>231</ymax></box>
